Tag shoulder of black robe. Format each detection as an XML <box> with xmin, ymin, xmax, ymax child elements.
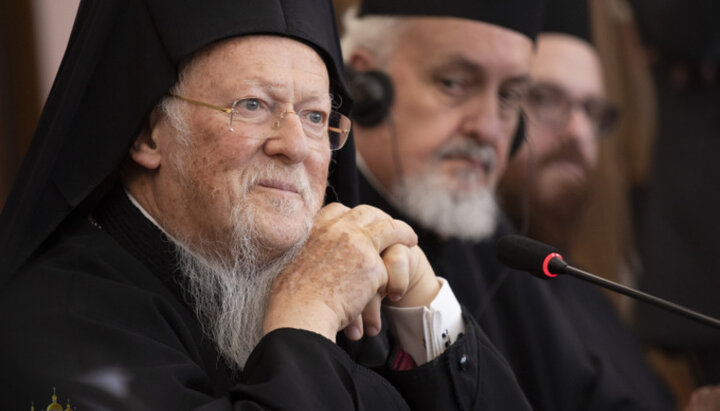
<box><xmin>351</xmin><ymin>175</ymin><xmax>533</xmax><ymax>410</ymax></box>
<box><xmin>0</xmin><ymin>0</ymin><xmax>358</xmax><ymax>284</ymax></box>
<box><xmin>338</xmin><ymin>308</ymin><xmax>533</xmax><ymax>411</ymax></box>
<box><xmin>357</xmin><ymin>173</ymin><xmax>674</xmax><ymax>411</ymax></box>
<box><xmin>0</xmin><ymin>187</ymin><xmax>407</xmax><ymax>410</ymax></box>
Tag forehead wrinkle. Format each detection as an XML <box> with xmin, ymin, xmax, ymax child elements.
<box><xmin>402</xmin><ymin>20</ymin><xmax>531</xmax><ymax>74</ymax></box>
<box><xmin>232</xmin><ymin>76</ymin><xmax>330</xmax><ymax>103</ymax></box>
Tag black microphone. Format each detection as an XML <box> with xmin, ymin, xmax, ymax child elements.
<box><xmin>497</xmin><ymin>234</ymin><xmax>720</xmax><ymax>331</ymax></box>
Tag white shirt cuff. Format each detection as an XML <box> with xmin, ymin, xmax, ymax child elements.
<box><xmin>383</xmin><ymin>277</ymin><xmax>466</xmax><ymax>365</ymax></box>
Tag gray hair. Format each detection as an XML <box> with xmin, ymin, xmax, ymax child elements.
<box><xmin>156</xmin><ymin>39</ymin><xmax>225</xmax><ymax>148</ymax></box>
<box><xmin>157</xmin><ymin>70</ymin><xmax>193</xmax><ymax>148</ymax></box>
<box><xmin>340</xmin><ymin>6</ymin><xmax>406</xmax><ymax>66</ymax></box>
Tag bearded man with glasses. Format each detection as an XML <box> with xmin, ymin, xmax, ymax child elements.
<box><xmin>499</xmin><ymin>36</ymin><xmax>619</xmax><ymax>249</ymax></box>
<box><xmin>496</xmin><ymin>1</ymin><xmax>680</xmax><ymax>410</ymax></box>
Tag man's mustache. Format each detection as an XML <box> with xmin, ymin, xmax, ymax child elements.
<box><xmin>243</xmin><ymin>162</ymin><xmax>314</xmax><ymax>204</ymax></box>
<box><xmin>538</xmin><ymin>140</ymin><xmax>591</xmax><ymax>174</ymax></box>
<box><xmin>436</xmin><ymin>141</ymin><xmax>497</xmax><ymax>173</ymax></box>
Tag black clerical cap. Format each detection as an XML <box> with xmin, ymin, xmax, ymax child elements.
<box><xmin>359</xmin><ymin>0</ymin><xmax>545</xmax><ymax>40</ymax></box>
<box><xmin>542</xmin><ymin>0</ymin><xmax>592</xmax><ymax>43</ymax></box>
<box><xmin>0</xmin><ymin>0</ymin><xmax>357</xmax><ymax>282</ymax></box>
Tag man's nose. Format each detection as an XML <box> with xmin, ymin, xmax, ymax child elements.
<box><xmin>562</xmin><ymin>106</ymin><xmax>595</xmax><ymax>146</ymax></box>
<box><xmin>460</xmin><ymin>92</ymin><xmax>504</xmax><ymax>144</ymax></box>
<box><xmin>263</xmin><ymin>110</ymin><xmax>310</xmax><ymax>164</ymax></box>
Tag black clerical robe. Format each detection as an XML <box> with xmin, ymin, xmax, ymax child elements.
<box><xmin>358</xmin><ymin>174</ymin><xmax>674</xmax><ymax>411</ymax></box>
<box><xmin>0</xmin><ymin>187</ymin><xmax>531</xmax><ymax>410</ymax></box>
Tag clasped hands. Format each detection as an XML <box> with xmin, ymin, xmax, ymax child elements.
<box><xmin>263</xmin><ymin>203</ymin><xmax>441</xmax><ymax>342</ymax></box>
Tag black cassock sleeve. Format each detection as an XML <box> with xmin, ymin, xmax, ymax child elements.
<box><xmin>0</xmin><ymin>265</ymin><xmax>408</xmax><ymax>410</ymax></box>
<box><xmin>235</xmin><ymin>328</ymin><xmax>410</xmax><ymax>410</ymax></box>
<box><xmin>0</xmin><ymin>267</ymin><xmax>518</xmax><ymax>410</ymax></box>
<box><xmin>340</xmin><ymin>310</ymin><xmax>532</xmax><ymax>411</ymax></box>
<box><xmin>0</xmin><ymin>219</ymin><xmax>528</xmax><ymax>410</ymax></box>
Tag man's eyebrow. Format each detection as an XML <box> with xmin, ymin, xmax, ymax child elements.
<box><xmin>432</xmin><ymin>54</ymin><xmax>532</xmax><ymax>86</ymax></box>
<box><xmin>503</xmin><ymin>75</ymin><xmax>532</xmax><ymax>87</ymax></box>
<box><xmin>432</xmin><ymin>55</ymin><xmax>484</xmax><ymax>75</ymax></box>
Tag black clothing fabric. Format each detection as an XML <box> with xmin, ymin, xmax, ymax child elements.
<box><xmin>629</xmin><ymin>0</ymin><xmax>720</xmax><ymax>61</ymax></box>
<box><xmin>0</xmin><ymin>0</ymin><xmax>358</xmax><ymax>284</ymax></box>
<box><xmin>0</xmin><ymin>186</ymin><xmax>530</xmax><ymax>410</ymax></box>
<box><xmin>635</xmin><ymin>60</ymin><xmax>720</xmax><ymax>385</ymax></box>
<box><xmin>358</xmin><ymin>0</ymin><xmax>545</xmax><ymax>41</ymax></box>
<box><xmin>629</xmin><ymin>0</ymin><xmax>720</xmax><ymax>385</ymax></box>
<box><xmin>541</xmin><ymin>0</ymin><xmax>591</xmax><ymax>44</ymax></box>
<box><xmin>358</xmin><ymin>173</ymin><xmax>674</xmax><ymax>411</ymax></box>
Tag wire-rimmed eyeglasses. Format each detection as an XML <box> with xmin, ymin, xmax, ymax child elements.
<box><xmin>523</xmin><ymin>83</ymin><xmax>620</xmax><ymax>137</ymax></box>
<box><xmin>170</xmin><ymin>94</ymin><xmax>352</xmax><ymax>151</ymax></box>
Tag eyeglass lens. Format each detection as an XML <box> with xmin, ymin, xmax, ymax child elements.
<box><xmin>229</xmin><ymin>97</ymin><xmax>351</xmax><ymax>150</ymax></box>
<box><xmin>524</xmin><ymin>84</ymin><xmax>619</xmax><ymax>136</ymax></box>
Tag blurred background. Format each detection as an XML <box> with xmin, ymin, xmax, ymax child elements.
<box><xmin>0</xmin><ymin>0</ymin><xmax>80</xmax><ymax>208</ymax></box>
<box><xmin>1</xmin><ymin>0</ymin><xmax>719</xmax><ymax>407</ymax></box>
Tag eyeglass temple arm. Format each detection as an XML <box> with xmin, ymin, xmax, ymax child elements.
<box><xmin>170</xmin><ymin>94</ymin><xmax>233</xmax><ymax>114</ymax></box>
<box><xmin>328</xmin><ymin>126</ymin><xmax>350</xmax><ymax>134</ymax></box>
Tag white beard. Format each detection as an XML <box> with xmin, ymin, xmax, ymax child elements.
<box><xmin>169</xmin><ymin>159</ymin><xmax>316</xmax><ymax>371</ymax></box>
<box><xmin>388</xmin><ymin>143</ymin><xmax>499</xmax><ymax>242</ymax></box>
<box><xmin>172</xmin><ymin>203</ymin><xmax>310</xmax><ymax>372</ymax></box>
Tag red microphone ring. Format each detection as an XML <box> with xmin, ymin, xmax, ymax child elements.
<box><xmin>542</xmin><ymin>253</ymin><xmax>563</xmax><ymax>278</ymax></box>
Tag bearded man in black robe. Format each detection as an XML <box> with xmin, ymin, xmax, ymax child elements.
<box><xmin>0</xmin><ymin>1</ymin><xmax>532</xmax><ymax>409</ymax></box>
<box><xmin>343</xmin><ymin>0</ymin><xmax>673</xmax><ymax>409</ymax></box>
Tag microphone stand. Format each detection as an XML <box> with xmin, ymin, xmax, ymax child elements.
<box><xmin>550</xmin><ymin>258</ymin><xmax>720</xmax><ymax>330</ymax></box>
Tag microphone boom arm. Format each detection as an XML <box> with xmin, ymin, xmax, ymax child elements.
<box><xmin>558</xmin><ymin>261</ymin><xmax>720</xmax><ymax>330</ymax></box>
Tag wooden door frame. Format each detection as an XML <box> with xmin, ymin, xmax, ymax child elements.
<box><xmin>0</xmin><ymin>0</ymin><xmax>40</xmax><ymax>209</ymax></box>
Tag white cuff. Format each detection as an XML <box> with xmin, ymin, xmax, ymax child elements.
<box><xmin>383</xmin><ymin>277</ymin><xmax>466</xmax><ymax>365</ymax></box>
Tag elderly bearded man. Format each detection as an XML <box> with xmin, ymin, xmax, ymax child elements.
<box><xmin>343</xmin><ymin>0</ymin><xmax>672</xmax><ymax>409</ymax></box>
<box><xmin>0</xmin><ymin>0</ymin><xmax>531</xmax><ymax>410</ymax></box>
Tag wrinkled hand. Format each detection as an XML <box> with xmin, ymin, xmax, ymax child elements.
<box><xmin>684</xmin><ymin>385</ymin><xmax>720</xmax><ymax>411</ymax></box>
<box><xmin>341</xmin><ymin>243</ymin><xmax>440</xmax><ymax>341</ymax></box>
<box><xmin>263</xmin><ymin>203</ymin><xmax>440</xmax><ymax>342</ymax></box>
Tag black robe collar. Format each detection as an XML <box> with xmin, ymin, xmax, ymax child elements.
<box><xmin>92</xmin><ymin>185</ymin><xmax>237</xmax><ymax>392</ymax></box>
<box><xmin>93</xmin><ymin>186</ymin><xmax>185</xmax><ymax>304</ymax></box>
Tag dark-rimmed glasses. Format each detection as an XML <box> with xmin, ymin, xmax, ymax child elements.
<box><xmin>523</xmin><ymin>83</ymin><xmax>620</xmax><ymax>137</ymax></box>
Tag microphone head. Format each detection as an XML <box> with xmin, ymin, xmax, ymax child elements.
<box><xmin>496</xmin><ymin>235</ymin><xmax>567</xmax><ymax>279</ymax></box>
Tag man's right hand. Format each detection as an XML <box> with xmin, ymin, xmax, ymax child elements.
<box><xmin>263</xmin><ymin>202</ymin><xmax>435</xmax><ymax>342</ymax></box>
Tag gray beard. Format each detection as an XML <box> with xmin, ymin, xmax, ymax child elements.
<box><xmin>389</xmin><ymin>167</ymin><xmax>498</xmax><ymax>242</ymax></box>
<box><xmin>172</xmin><ymin>205</ymin><xmax>309</xmax><ymax>372</ymax></box>
<box><xmin>163</xmin><ymin>108</ymin><xmax>317</xmax><ymax>371</ymax></box>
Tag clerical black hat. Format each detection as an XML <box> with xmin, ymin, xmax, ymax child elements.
<box><xmin>541</xmin><ymin>0</ymin><xmax>592</xmax><ymax>43</ymax></box>
<box><xmin>0</xmin><ymin>0</ymin><xmax>357</xmax><ymax>282</ymax></box>
<box><xmin>358</xmin><ymin>0</ymin><xmax>546</xmax><ymax>40</ymax></box>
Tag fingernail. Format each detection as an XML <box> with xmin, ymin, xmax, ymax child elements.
<box><xmin>366</xmin><ymin>326</ymin><xmax>379</xmax><ymax>336</ymax></box>
<box><xmin>388</xmin><ymin>293</ymin><xmax>402</xmax><ymax>302</ymax></box>
<box><xmin>348</xmin><ymin>326</ymin><xmax>362</xmax><ymax>340</ymax></box>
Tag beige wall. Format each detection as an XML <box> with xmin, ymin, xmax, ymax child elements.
<box><xmin>31</xmin><ymin>0</ymin><xmax>80</xmax><ymax>103</ymax></box>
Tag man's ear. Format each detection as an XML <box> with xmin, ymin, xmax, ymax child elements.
<box><xmin>129</xmin><ymin>109</ymin><xmax>163</xmax><ymax>170</ymax></box>
<box><xmin>348</xmin><ymin>48</ymin><xmax>378</xmax><ymax>72</ymax></box>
